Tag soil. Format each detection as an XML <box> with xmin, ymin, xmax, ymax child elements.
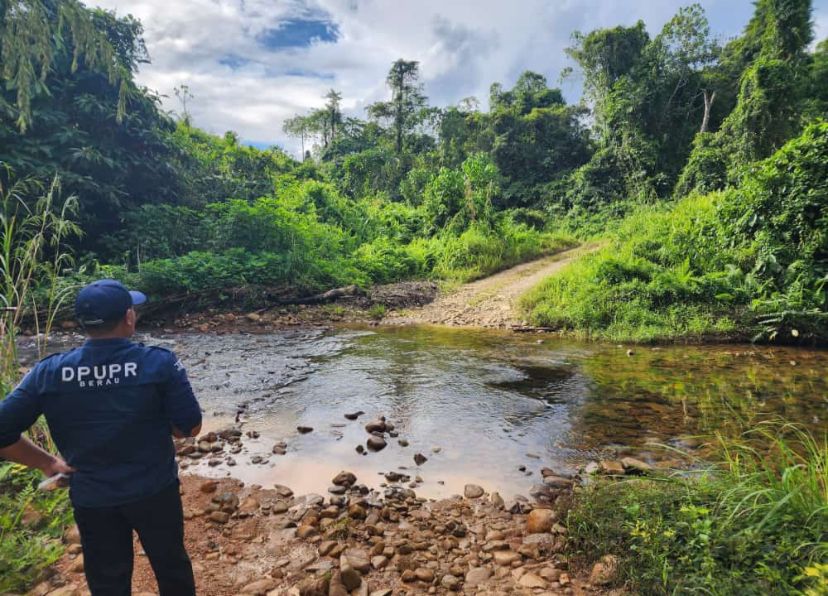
<box><xmin>383</xmin><ymin>246</ymin><xmax>596</xmax><ymax>329</ymax></box>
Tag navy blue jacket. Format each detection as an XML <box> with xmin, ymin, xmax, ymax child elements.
<box><xmin>0</xmin><ymin>338</ymin><xmax>202</xmax><ymax>507</ymax></box>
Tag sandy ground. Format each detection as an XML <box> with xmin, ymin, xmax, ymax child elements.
<box><xmin>384</xmin><ymin>245</ymin><xmax>597</xmax><ymax>329</ymax></box>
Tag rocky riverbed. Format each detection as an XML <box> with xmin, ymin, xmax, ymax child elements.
<box><xmin>35</xmin><ymin>417</ymin><xmax>665</xmax><ymax>596</ymax></box>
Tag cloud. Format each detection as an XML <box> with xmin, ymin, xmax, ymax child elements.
<box><xmin>90</xmin><ymin>0</ymin><xmax>761</xmax><ymax>155</ymax></box>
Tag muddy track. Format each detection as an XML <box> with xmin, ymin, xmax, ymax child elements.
<box><xmin>385</xmin><ymin>245</ymin><xmax>597</xmax><ymax>329</ymax></box>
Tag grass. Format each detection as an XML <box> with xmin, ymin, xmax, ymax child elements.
<box><xmin>520</xmin><ymin>195</ymin><xmax>745</xmax><ymax>342</ymax></box>
<box><xmin>566</xmin><ymin>421</ymin><xmax>828</xmax><ymax>595</ymax></box>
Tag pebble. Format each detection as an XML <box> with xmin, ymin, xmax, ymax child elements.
<box><xmin>464</xmin><ymin>484</ymin><xmax>484</xmax><ymax>499</ymax></box>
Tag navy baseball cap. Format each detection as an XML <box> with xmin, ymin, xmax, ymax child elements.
<box><xmin>75</xmin><ymin>279</ymin><xmax>147</xmax><ymax>327</ymax></box>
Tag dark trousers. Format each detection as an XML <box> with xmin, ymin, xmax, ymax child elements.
<box><xmin>73</xmin><ymin>482</ymin><xmax>196</xmax><ymax>596</ymax></box>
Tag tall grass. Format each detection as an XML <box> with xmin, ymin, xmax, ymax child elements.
<box><xmin>566</xmin><ymin>421</ymin><xmax>828</xmax><ymax>594</ymax></box>
<box><xmin>0</xmin><ymin>172</ymin><xmax>79</xmax><ymax>592</ymax></box>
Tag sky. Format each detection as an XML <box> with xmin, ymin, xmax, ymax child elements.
<box><xmin>90</xmin><ymin>0</ymin><xmax>828</xmax><ymax>156</ymax></box>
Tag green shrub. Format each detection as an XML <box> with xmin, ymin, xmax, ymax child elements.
<box><xmin>567</xmin><ymin>423</ymin><xmax>827</xmax><ymax>595</ymax></box>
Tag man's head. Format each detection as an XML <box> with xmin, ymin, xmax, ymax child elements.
<box><xmin>75</xmin><ymin>280</ymin><xmax>147</xmax><ymax>338</ymax></box>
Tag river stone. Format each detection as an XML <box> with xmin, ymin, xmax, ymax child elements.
<box><xmin>542</xmin><ymin>475</ymin><xmax>572</xmax><ymax>488</ymax></box>
<box><xmin>518</xmin><ymin>573</ymin><xmax>547</xmax><ymax>589</ymax></box>
<box><xmin>345</xmin><ymin>411</ymin><xmax>364</xmax><ymax>420</ymax></box>
<box><xmin>441</xmin><ymin>574</ymin><xmax>461</xmax><ymax>590</ymax></box>
<box><xmin>600</xmin><ymin>460</ymin><xmax>625</xmax><ymax>475</ymax></box>
<box><xmin>465</xmin><ymin>567</ymin><xmax>492</xmax><ymax>586</ymax></box>
<box><xmin>273</xmin><ymin>484</ymin><xmax>294</xmax><ymax>498</ymax></box>
<box><xmin>590</xmin><ymin>554</ymin><xmax>619</xmax><ymax>585</ymax></box>
<box><xmin>343</xmin><ymin>550</ymin><xmax>371</xmax><ymax>573</ymax></box>
<box><xmin>398</xmin><ymin>439</ymin><xmax>409</xmax><ymax>447</ymax></box>
<box><xmin>526</xmin><ymin>508</ymin><xmax>556</xmax><ymax>534</ymax></box>
<box><xmin>208</xmin><ymin>511</ymin><xmax>230</xmax><ymax>524</ymax></box>
<box><xmin>46</xmin><ymin>587</ymin><xmax>80</xmax><ymax>596</ymax></box>
<box><xmin>493</xmin><ymin>550</ymin><xmax>521</xmax><ymax>566</ymax></box>
<box><xmin>340</xmin><ymin>566</ymin><xmax>362</xmax><ymax>591</ymax></box>
<box><xmin>367</xmin><ymin>435</ymin><xmax>387</xmax><ymax>451</ymax></box>
<box><xmin>464</xmin><ymin>484</ymin><xmax>484</xmax><ymax>499</ymax></box>
<box><xmin>490</xmin><ymin>491</ymin><xmax>505</xmax><ymax>509</ymax></box>
<box><xmin>372</xmin><ymin>555</ymin><xmax>389</xmax><ymax>569</ymax></box>
<box><xmin>240</xmin><ymin>579</ymin><xmax>275</xmax><ymax>594</ymax></box>
<box><xmin>364</xmin><ymin>419</ymin><xmax>386</xmax><ymax>434</ymax></box>
<box><xmin>413</xmin><ymin>453</ymin><xmax>428</xmax><ymax>465</ymax></box>
<box><xmin>332</xmin><ymin>471</ymin><xmax>357</xmax><ymax>487</ymax></box>
<box><xmin>414</xmin><ymin>568</ymin><xmax>435</xmax><ymax>583</ymax></box>
<box><xmin>621</xmin><ymin>457</ymin><xmax>653</xmax><ymax>474</ymax></box>
<box><xmin>64</xmin><ymin>524</ymin><xmax>81</xmax><ymax>545</ymax></box>
<box><xmin>297</xmin><ymin>426</ymin><xmax>313</xmax><ymax>434</ymax></box>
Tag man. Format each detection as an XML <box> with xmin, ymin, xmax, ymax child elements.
<box><xmin>0</xmin><ymin>279</ymin><xmax>202</xmax><ymax>596</ymax></box>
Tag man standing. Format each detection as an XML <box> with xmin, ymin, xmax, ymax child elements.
<box><xmin>0</xmin><ymin>280</ymin><xmax>202</xmax><ymax>596</ymax></box>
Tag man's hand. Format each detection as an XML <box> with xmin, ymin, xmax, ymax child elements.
<box><xmin>0</xmin><ymin>437</ymin><xmax>74</xmax><ymax>477</ymax></box>
<box><xmin>41</xmin><ymin>455</ymin><xmax>75</xmax><ymax>478</ymax></box>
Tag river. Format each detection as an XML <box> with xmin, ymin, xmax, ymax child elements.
<box><xmin>117</xmin><ymin>325</ymin><xmax>828</xmax><ymax>500</ymax></box>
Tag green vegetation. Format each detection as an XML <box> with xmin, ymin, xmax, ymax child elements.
<box><xmin>523</xmin><ymin>121</ymin><xmax>828</xmax><ymax>342</ymax></box>
<box><xmin>0</xmin><ymin>177</ymin><xmax>77</xmax><ymax>590</ymax></box>
<box><xmin>567</xmin><ymin>423</ymin><xmax>827</xmax><ymax>594</ymax></box>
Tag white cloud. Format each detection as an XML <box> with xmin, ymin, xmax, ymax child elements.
<box><xmin>90</xmin><ymin>0</ymin><xmax>761</xmax><ymax>155</ymax></box>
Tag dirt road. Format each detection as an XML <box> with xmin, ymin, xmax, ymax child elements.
<box><xmin>385</xmin><ymin>245</ymin><xmax>592</xmax><ymax>329</ymax></box>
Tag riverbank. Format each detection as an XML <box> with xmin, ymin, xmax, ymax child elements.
<box><xmin>45</xmin><ymin>470</ymin><xmax>602</xmax><ymax>596</ymax></box>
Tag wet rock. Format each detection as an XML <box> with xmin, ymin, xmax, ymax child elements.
<box><xmin>367</xmin><ymin>436</ymin><xmax>387</xmax><ymax>452</ymax></box>
<box><xmin>590</xmin><ymin>554</ymin><xmax>619</xmax><ymax>585</ymax></box>
<box><xmin>345</xmin><ymin>411</ymin><xmax>364</xmax><ymax>420</ymax></box>
<box><xmin>297</xmin><ymin>426</ymin><xmax>314</xmax><ymax>434</ymax></box>
<box><xmin>364</xmin><ymin>418</ymin><xmax>387</xmax><ymax>434</ymax></box>
<box><xmin>270</xmin><ymin>485</ymin><xmax>292</xmax><ymax>499</ymax></box>
<box><xmin>332</xmin><ymin>471</ymin><xmax>357</xmax><ymax>487</ymax></box>
<box><xmin>398</xmin><ymin>439</ymin><xmax>409</xmax><ymax>447</ymax></box>
<box><xmin>272</xmin><ymin>442</ymin><xmax>287</xmax><ymax>455</ymax></box>
<box><xmin>542</xmin><ymin>475</ymin><xmax>572</xmax><ymax>489</ymax></box>
<box><xmin>526</xmin><ymin>508</ymin><xmax>556</xmax><ymax>534</ymax></box>
<box><xmin>356</xmin><ymin>445</ymin><xmax>366</xmax><ymax>455</ymax></box>
<box><xmin>328</xmin><ymin>485</ymin><xmax>346</xmax><ymax>495</ymax></box>
<box><xmin>464</xmin><ymin>484</ymin><xmax>484</xmax><ymax>499</ymax></box>
<box><xmin>413</xmin><ymin>453</ymin><xmax>428</xmax><ymax>466</ymax></box>
<box><xmin>465</xmin><ymin>567</ymin><xmax>491</xmax><ymax>587</ymax></box>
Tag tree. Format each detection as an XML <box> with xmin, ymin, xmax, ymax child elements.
<box><xmin>367</xmin><ymin>59</ymin><xmax>429</xmax><ymax>154</ymax></box>
<box><xmin>324</xmin><ymin>89</ymin><xmax>343</xmax><ymax>142</ymax></box>
<box><xmin>283</xmin><ymin>114</ymin><xmax>312</xmax><ymax>159</ymax></box>
<box><xmin>0</xmin><ymin>0</ymin><xmax>128</xmax><ymax>132</ymax></box>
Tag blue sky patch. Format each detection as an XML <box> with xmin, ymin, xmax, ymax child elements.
<box><xmin>219</xmin><ymin>54</ymin><xmax>250</xmax><ymax>69</ymax></box>
<box><xmin>258</xmin><ymin>18</ymin><xmax>340</xmax><ymax>50</ymax></box>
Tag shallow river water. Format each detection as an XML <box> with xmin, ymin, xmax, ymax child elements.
<box><xmin>147</xmin><ymin>325</ymin><xmax>828</xmax><ymax>500</ymax></box>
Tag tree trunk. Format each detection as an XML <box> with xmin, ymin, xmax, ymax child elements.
<box><xmin>700</xmin><ymin>90</ymin><xmax>716</xmax><ymax>133</ymax></box>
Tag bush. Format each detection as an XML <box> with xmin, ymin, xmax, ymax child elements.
<box><xmin>567</xmin><ymin>423</ymin><xmax>827</xmax><ymax>595</ymax></box>
<box><xmin>523</xmin><ymin>122</ymin><xmax>828</xmax><ymax>342</ymax></box>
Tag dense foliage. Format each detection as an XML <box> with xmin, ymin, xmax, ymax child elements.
<box><xmin>522</xmin><ymin>120</ymin><xmax>828</xmax><ymax>341</ymax></box>
<box><xmin>567</xmin><ymin>423</ymin><xmax>827</xmax><ymax>594</ymax></box>
<box><xmin>0</xmin><ymin>0</ymin><xmax>825</xmax><ymax>328</ymax></box>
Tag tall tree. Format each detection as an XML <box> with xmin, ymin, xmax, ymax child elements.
<box><xmin>367</xmin><ymin>59</ymin><xmax>429</xmax><ymax>154</ymax></box>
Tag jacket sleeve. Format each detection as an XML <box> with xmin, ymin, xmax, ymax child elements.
<box><xmin>160</xmin><ymin>351</ymin><xmax>202</xmax><ymax>435</ymax></box>
<box><xmin>0</xmin><ymin>368</ymin><xmax>43</xmax><ymax>448</ymax></box>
